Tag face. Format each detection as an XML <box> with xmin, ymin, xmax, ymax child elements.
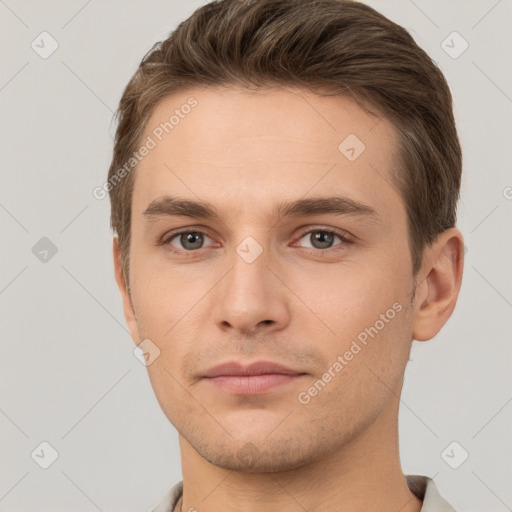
<box><xmin>117</xmin><ymin>85</ymin><xmax>422</xmax><ymax>472</ymax></box>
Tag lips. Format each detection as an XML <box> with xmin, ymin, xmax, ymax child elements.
<box><xmin>203</xmin><ymin>361</ymin><xmax>305</xmax><ymax>378</ymax></box>
<box><xmin>202</xmin><ymin>361</ymin><xmax>307</xmax><ymax>395</ymax></box>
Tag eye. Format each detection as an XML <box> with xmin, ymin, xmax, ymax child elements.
<box><xmin>163</xmin><ymin>230</ymin><xmax>214</xmax><ymax>251</ymax></box>
<box><xmin>160</xmin><ymin>227</ymin><xmax>353</xmax><ymax>255</ymax></box>
<box><xmin>295</xmin><ymin>228</ymin><xmax>352</xmax><ymax>250</ymax></box>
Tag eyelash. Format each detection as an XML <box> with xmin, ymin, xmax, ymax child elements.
<box><xmin>159</xmin><ymin>227</ymin><xmax>354</xmax><ymax>255</ymax></box>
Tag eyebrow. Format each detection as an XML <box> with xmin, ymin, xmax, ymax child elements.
<box><xmin>142</xmin><ymin>195</ymin><xmax>379</xmax><ymax>223</ymax></box>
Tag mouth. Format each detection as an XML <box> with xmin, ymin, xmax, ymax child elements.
<box><xmin>202</xmin><ymin>361</ymin><xmax>308</xmax><ymax>395</ymax></box>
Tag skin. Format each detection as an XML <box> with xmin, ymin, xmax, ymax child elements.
<box><xmin>113</xmin><ymin>85</ymin><xmax>464</xmax><ymax>512</ymax></box>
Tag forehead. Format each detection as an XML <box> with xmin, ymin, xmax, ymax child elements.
<box><xmin>133</xmin><ymin>86</ymin><xmax>402</xmax><ymax>219</ymax></box>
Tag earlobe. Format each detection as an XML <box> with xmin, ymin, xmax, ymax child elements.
<box><xmin>112</xmin><ymin>237</ymin><xmax>141</xmax><ymax>345</ymax></box>
<box><xmin>412</xmin><ymin>228</ymin><xmax>464</xmax><ymax>342</ymax></box>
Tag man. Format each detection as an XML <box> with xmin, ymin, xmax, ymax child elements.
<box><xmin>107</xmin><ymin>1</ymin><xmax>464</xmax><ymax>510</ymax></box>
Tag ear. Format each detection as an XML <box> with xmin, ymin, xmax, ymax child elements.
<box><xmin>113</xmin><ymin>236</ymin><xmax>141</xmax><ymax>345</ymax></box>
<box><xmin>412</xmin><ymin>228</ymin><xmax>465</xmax><ymax>341</ymax></box>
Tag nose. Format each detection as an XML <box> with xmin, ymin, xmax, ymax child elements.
<box><xmin>212</xmin><ymin>243</ymin><xmax>291</xmax><ymax>337</ymax></box>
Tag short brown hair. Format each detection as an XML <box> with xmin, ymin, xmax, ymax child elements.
<box><xmin>107</xmin><ymin>0</ymin><xmax>462</xmax><ymax>288</ymax></box>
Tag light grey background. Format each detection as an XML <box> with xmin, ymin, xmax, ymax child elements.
<box><xmin>1</xmin><ymin>1</ymin><xmax>511</xmax><ymax>511</ymax></box>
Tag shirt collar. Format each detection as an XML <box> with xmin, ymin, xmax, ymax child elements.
<box><xmin>405</xmin><ymin>474</ymin><xmax>458</xmax><ymax>511</ymax></box>
<box><xmin>152</xmin><ymin>475</ymin><xmax>457</xmax><ymax>512</ymax></box>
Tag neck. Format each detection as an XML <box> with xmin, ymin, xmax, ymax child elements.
<box><xmin>177</xmin><ymin>390</ymin><xmax>422</xmax><ymax>512</ymax></box>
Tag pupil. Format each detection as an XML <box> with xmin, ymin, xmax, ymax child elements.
<box><xmin>182</xmin><ymin>232</ymin><xmax>203</xmax><ymax>249</ymax></box>
<box><xmin>312</xmin><ymin>231</ymin><xmax>333</xmax><ymax>249</ymax></box>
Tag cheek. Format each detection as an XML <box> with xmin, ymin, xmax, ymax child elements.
<box><xmin>129</xmin><ymin>250</ymin><xmax>199</xmax><ymax>334</ymax></box>
<box><xmin>298</xmin><ymin>261</ymin><xmax>402</xmax><ymax>326</ymax></box>
<box><xmin>129</xmin><ymin>259</ymin><xmax>208</xmax><ymax>376</ymax></box>
<box><xmin>296</xmin><ymin>299</ymin><xmax>411</xmax><ymax>424</ymax></box>
<box><xmin>296</xmin><ymin>264</ymin><xmax>412</xmax><ymax>376</ymax></box>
